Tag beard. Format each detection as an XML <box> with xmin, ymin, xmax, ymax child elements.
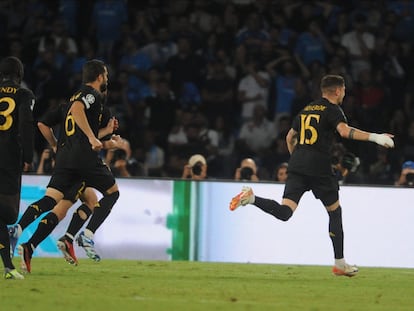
<box><xmin>100</xmin><ymin>82</ymin><xmax>108</xmax><ymax>93</ymax></box>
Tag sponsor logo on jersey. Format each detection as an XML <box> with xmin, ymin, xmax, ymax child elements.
<box><xmin>82</xmin><ymin>94</ymin><xmax>95</xmax><ymax>109</ymax></box>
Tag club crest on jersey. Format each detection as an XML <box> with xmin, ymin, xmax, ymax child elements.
<box><xmin>82</xmin><ymin>94</ymin><xmax>95</xmax><ymax>109</ymax></box>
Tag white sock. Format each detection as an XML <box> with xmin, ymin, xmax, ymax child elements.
<box><xmin>16</xmin><ymin>224</ymin><xmax>23</xmax><ymax>238</ymax></box>
<box><xmin>65</xmin><ymin>233</ymin><xmax>75</xmax><ymax>241</ymax></box>
<box><xmin>335</xmin><ymin>258</ymin><xmax>346</xmax><ymax>268</ymax></box>
<box><xmin>84</xmin><ymin>229</ymin><xmax>94</xmax><ymax>239</ymax></box>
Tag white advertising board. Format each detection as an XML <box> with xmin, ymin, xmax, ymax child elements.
<box><xmin>197</xmin><ymin>182</ymin><xmax>414</xmax><ymax>268</ymax></box>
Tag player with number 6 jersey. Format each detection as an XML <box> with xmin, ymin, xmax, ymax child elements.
<box><xmin>55</xmin><ymin>85</ymin><xmax>104</xmax><ymax>169</ymax></box>
<box><xmin>18</xmin><ymin>59</ymin><xmax>122</xmax><ymax>272</ymax></box>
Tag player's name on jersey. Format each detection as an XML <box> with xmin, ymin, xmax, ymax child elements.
<box><xmin>304</xmin><ymin>104</ymin><xmax>327</xmax><ymax>112</ymax></box>
<box><xmin>0</xmin><ymin>86</ymin><xmax>18</xmax><ymax>94</ymax></box>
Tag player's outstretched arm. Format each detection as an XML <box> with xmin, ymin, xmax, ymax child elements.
<box><xmin>336</xmin><ymin>122</ymin><xmax>394</xmax><ymax>148</ymax></box>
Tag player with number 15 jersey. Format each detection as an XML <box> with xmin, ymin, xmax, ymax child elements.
<box><xmin>288</xmin><ymin>97</ymin><xmax>347</xmax><ymax>178</ymax></box>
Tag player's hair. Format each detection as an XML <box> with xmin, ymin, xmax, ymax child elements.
<box><xmin>0</xmin><ymin>56</ymin><xmax>24</xmax><ymax>84</ymax></box>
<box><xmin>320</xmin><ymin>75</ymin><xmax>344</xmax><ymax>93</ymax></box>
<box><xmin>82</xmin><ymin>59</ymin><xmax>106</xmax><ymax>83</ymax></box>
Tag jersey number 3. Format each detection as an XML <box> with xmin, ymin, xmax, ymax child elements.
<box><xmin>0</xmin><ymin>97</ymin><xmax>16</xmax><ymax>131</ymax></box>
<box><xmin>299</xmin><ymin>114</ymin><xmax>320</xmax><ymax>145</ymax></box>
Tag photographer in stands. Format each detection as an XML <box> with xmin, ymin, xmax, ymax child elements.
<box><xmin>395</xmin><ymin>161</ymin><xmax>414</xmax><ymax>187</ymax></box>
<box><xmin>234</xmin><ymin>158</ymin><xmax>259</xmax><ymax>181</ymax></box>
<box><xmin>182</xmin><ymin>154</ymin><xmax>208</xmax><ymax>180</ymax></box>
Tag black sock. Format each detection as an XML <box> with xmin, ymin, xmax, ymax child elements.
<box><xmin>28</xmin><ymin>212</ymin><xmax>59</xmax><ymax>248</ymax></box>
<box><xmin>328</xmin><ymin>206</ymin><xmax>344</xmax><ymax>259</ymax></box>
<box><xmin>19</xmin><ymin>196</ymin><xmax>56</xmax><ymax>230</ymax></box>
<box><xmin>254</xmin><ymin>196</ymin><xmax>293</xmax><ymax>221</ymax></box>
<box><xmin>86</xmin><ymin>191</ymin><xmax>119</xmax><ymax>233</ymax></box>
<box><xmin>0</xmin><ymin>221</ymin><xmax>14</xmax><ymax>269</ymax></box>
<box><xmin>66</xmin><ymin>204</ymin><xmax>93</xmax><ymax>237</ymax></box>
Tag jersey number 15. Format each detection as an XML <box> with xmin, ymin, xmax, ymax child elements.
<box><xmin>299</xmin><ymin>114</ymin><xmax>320</xmax><ymax>145</ymax></box>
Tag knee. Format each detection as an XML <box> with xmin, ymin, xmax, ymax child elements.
<box><xmin>52</xmin><ymin>201</ymin><xmax>73</xmax><ymax>220</ymax></box>
<box><xmin>81</xmin><ymin>189</ymin><xmax>98</xmax><ymax>210</ymax></box>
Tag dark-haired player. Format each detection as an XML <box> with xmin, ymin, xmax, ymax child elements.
<box><xmin>230</xmin><ymin>74</ymin><xmax>395</xmax><ymax>277</ymax></box>
<box><xmin>9</xmin><ymin>97</ymin><xmax>118</xmax><ymax>260</ymax></box>
<box><xmin>18</xmin><ymin>59</ymin><xmax>121</xmax><ymax>273</ymax></box>
<box><xmin>0</xmin><ymin>56</ymin><xmax>34</xmax><ymax>279</ymax></box>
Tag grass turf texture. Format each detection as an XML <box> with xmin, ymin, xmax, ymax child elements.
<box><xmin>2</xmin><ymin>259</ymin><xmax>413</xmax><ymax>311</ymax></box>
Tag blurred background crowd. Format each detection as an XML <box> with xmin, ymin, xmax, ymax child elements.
<box><xmin>1</xmin><ymin>0</ymin><xmax>414</xmax><ymax>184</ymax></box>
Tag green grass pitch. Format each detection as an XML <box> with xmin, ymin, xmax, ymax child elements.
<box><xmin>2</xmin><ymin>258</ymin><xmax>413</xmax><ymax>311</ymax></box>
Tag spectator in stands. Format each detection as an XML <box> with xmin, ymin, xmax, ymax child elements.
<box><xmin>182</xmin><ymin>154</ymin><xmax>208</xmax><ymax>180</ymax></box>
<box><xmin>368</xmin><ymin>146</ymin><xmax>394</xmax><ymax>185</ymax></box>
<box><xmin>395</xmin><ymin>160</ymin><xmax>414</xmax><ymax>187</ymax></box>
<box><xmin>266</xmin><ymin>54</ymin><xmax>304</xmax><ymax>122</ymax></box>
<box><xmin>201</xmin><ymin>59</ymin><xmax>235</xmax><ymax>126</ymax></box>
<box><xmin>143</xmin><ymin>129</ymin><xmax>165</xmax><ymax>177</ymax></box>
<box><xmin>274</xmin><ymin>162</ymin><xmax>288</xmax><ymax>182</ymax></box>
<box><xmin>37</xmin><ymin>18</ymin><xmax>78</xmax><ymax>62</ymax></box>
<box><xmin>294</xmin><ymin>18</ymin><xmax>333</xmax><ymax>67</ymax></box>
<box><xmin>238</xmin><ymin>58</ymin><xmax>270</xmax><ymax>122</ymax></box>
<box><xmin>353</xmin><ymin>68</ymin><xmax>386</xmax><ymax>131</ymax></box>
<box><xmin>141</xmin><ymin>27</ymin><xmax>177</xmax><ymax>70</ymax></box>
<box><xmin>130</xmin><ymin>10</ymin><xmax>155</xmax><ymax>46</ymax></box>
<box><xmin>236</xmin><ymin>104</ymin><xmax>276</xmax><ymax>161</ymax></box>
<box><xmin>234</xmin><ymin>158</ymin><xmax>259</xmax><ymax>181</ymax></box>
<box><xmin>236</xmin><ymin>12</ymin><xmax>269</xmax><ymax>56</ymax></box>
<box><xmin>90</xmin><ymin>0</ymin><xmax>128</xmax><ymax>61</ymax></box>
<box><xmin>146</xmin><ymin>78</ymin><xmax>178</xmax><ymax>150</ymax></box>
<box><xmin>341</xmin><ymin>13</ymin><xmax>375</xmax><ymax>81</ymax></box>
<box><xmin>105</xmin><ymin>138</ymin><xmax>139</xmax><ymax>177</ymax></box>
<box><xmin>165</xmin><ymin>37</ymin><xmax>206</xmax><ymax>104</ymax></box>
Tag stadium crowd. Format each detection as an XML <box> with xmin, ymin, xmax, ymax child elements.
<box><xmin>1</xmin><ymin>0</ymin><xmax>413</xmax><ymax>184</ymax></box>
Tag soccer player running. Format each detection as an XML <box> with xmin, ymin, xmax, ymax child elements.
<box><xmin>230</xmin><ymin>74</ymin><xmax>395</xmax><ymax>277</ymax></box>
<box><xmin>0</xmin><ymin>56</ymin><xmax>35</xmax><ymax>279</ymax></box>
<box><xmin>8</xmin><ymin>99</ymin><xmax>118</xmax><ymax>261</ymax></box>
<box><xmin>18</xmin><ymin>59</ymin><xmax>121</xmax><ymax>273</ymax></box>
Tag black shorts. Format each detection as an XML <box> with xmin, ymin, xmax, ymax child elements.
<box><xmin>0</xmin><ymin>168</ymin><xmax>21</xmax><ymax>223</ymax></box>
<box><xmin>0</xmin><ymin>167</ymin><xmax>21</xmax><ymax>195</ymax></box>
<box><xmin>283</xmin><ymin>171</ymin><xmax>339</xmax><ymax>206</ymax></box>
<box><xmin>48</xmin><ymin>163</ymin><xmax>116</xmax><ymax>198</ymax></box>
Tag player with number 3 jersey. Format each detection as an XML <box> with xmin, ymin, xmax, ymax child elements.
<box><xmin>0</xmin><ymin>56</ymin><xmax>34</xmax><ymax>279</ymax></box>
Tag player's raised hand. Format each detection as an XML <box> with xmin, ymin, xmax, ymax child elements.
<box><xmin>369</xmin><ymin>133</ymin><xmax>395</xmax><ymax>148</ymax></box>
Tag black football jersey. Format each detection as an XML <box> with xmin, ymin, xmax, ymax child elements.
<box><xmin>55</xmin><ymin>84</ymin><xmax>104</xmax><ymax>168</ymax></box>
<box><xmin>0</xmin><ymin>80</ymin><xmax>34</xmax><ymax>169</ymax></box>
<box><xmin>288</xmin><ymin>98</ymin><xmax>347</xmax><ymax>176</ymax></box>
<box><xmin>39</xmin><ymin>102</ymin><xmax>112</xmax><ymax>146</ymax></box>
